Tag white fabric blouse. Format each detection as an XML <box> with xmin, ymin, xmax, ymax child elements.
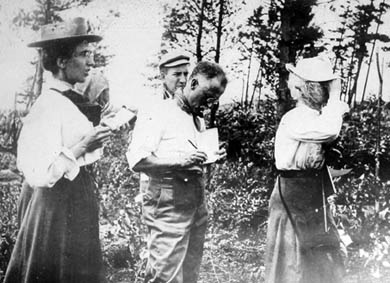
<box><xmin>126</xmin><ymin>99</ymin><xmax>205</xmax><ymax>171</ymax></box>
<box><xmin>275</xmin><ymin>98</ymin><xmax>349</xmax><ymax>170</ymax></box>
<box><xmin>17</xmin><ymin>76</ymin><xmax>100</xmax><ymax>188</ymax></box>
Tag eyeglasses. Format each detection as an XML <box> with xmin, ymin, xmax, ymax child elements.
<box><xmin>205</xmin><ymin>96</ymin><xmax>219</xmax><ymax>107</ymax></box>
<box><xmin>74</xmin><ymin>50</ymin><xmax>93</xmax><ymax>58</ymax></box>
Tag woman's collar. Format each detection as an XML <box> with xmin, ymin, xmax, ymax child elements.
<box><xmin>47</xmin><ymin>75</ymin><xmax>83</xmax><ymax>95</ymax></box>
<box><xmin>295</xmin><ymin>101</ymin><xmax>320</xmax><ymax>113</ymax></box>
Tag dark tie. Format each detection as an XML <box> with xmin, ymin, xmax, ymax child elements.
<box><xmin>163</xmin><ymin>89</ymin><xmax>172</xmax><ymax>100</ymax></box>
<box><xmin>52</xmin><ymin>88</ymin><xmax>102</xmax><ymax>126</ymax></box>
<box><xmin>176</xmin><ymin>94</ymin><xmax>202</xmax><ymax>131</ymax></box>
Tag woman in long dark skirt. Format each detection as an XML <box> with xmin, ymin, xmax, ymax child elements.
<box><xmin>17</xmin><ymin>68</ymin><xmax>112</xmax><ymax>228</ymax></box>
<box><xmin>4</xmin><ymin>17</ymin><xmax>112</xmax><ymax>283</ymax></box>
<box><xmin>265</xmin><ymin>56</ymin><xmax>349</xmax><ymax>283</ymax></box>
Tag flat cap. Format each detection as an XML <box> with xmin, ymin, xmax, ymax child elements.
<box><xmin>159</xmin><ymin>50</ymin><xmax>190</xmax><ymax>68</ymax></box>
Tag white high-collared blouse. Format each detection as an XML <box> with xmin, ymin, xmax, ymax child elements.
<box><xmin>275</xmin><ymin>97</ymin><xmax>349</xmax><ymax>170</ymax></box>
<box><xmin>17</xmin><ymin>76</ymin><xmax>100</xmax><ymax>188</ymax></box>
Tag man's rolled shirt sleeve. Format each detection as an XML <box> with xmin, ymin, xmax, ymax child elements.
<box><xmin>126</xmin><ymin>112</ymin><xmax>164</xmax><ymax>171</ymax></box>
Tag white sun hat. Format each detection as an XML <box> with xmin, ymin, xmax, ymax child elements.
<box><xmin>285</xmin><ymin>56</ymin><xmax>339</xmax><ymax>82</ymax></box>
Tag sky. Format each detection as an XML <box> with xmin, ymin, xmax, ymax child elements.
<box><xmin>0</xmin><ymin>0</ymin><xmax>389</xmax><ymax>110</ymax></box>
<box><xmin>0</xmin><ymin>0</ymin><xmax>259</xmax><ymax>109</ymax></box>
<box><xmin>313</xmin><ymin>0</ymin><xmax>390</xmax><ymax>102</ymax></box>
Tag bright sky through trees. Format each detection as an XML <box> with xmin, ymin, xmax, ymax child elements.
<box><xmin>0</xmin><ymin>0</ymin><xmax>389</xmax><ymax>109</ymax></box>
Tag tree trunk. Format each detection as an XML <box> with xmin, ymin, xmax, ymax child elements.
<box><xmin>361</xmin><ymin>0</ymin><xmax>386</xmax><ymax>103</ymax></box>
<box><xmin>346</xmin><ymin>45</ymin><xmax>356</xmax><ymax>105</ymax></box>
<box><xmin>215</xmin><ymin>0</ymin><xmax>224</xmax><ymax>63</ymax></box>
<box><xmin>241</xmin><ymin>77</ymin><xmax>245</xmax><ymax>105</ymax></box>
<box><xmin>277</xmin><ymin>0</ymin><xmax>294</xmax><ymax>119</ymax></box>
<box><xmin>375</xmin><ymin>52</ymin><xmax>383</xmax><ymax>212</ymax></box>
<box><xmin>33</xmin><ymin>0</ymin><xmax>53</xmax><ymax>101</ymax></box>
<box><xmin>250</xmin><ymin>59</ymin><xmax>262</xmax><ymax>109</ymax></box>
<box><xmin>256</xmin><ymin>67</ymin><xmax>263</xmax><ymax>111</ymax></box>
<box><xmin>348</xmin><ymin>55</ymin><xmax>363</xmax><ymax>106</ymax></box>
<box><xmin>244</xmin><ymin>44</ymin><xmax>253</xmax><ymax>109</ymax></box>
<box><xmin>333</xmin><ymin>27</ymin><xmax>346</xmax><ymax>73</ymax></box>
<box><xmin>196</xmin><ymin>0</ymin><xmax>207</xmax><ymax>62</ymax></box>
<box><xmin>34</xmin><ymin>52</ymin><xmax>44</xmax><ymax>99</ymax></box>
<box><xmin>209</xmin><ymin>0</ymin><xmax>224</xmax><ymax>127</ymax></box>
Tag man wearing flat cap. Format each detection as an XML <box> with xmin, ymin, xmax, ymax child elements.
<box><xmin>159</xmin><ymin>50</ymin><xmax>190</xmax><ymax>100</ymax></box>
<box><xmin>138</xmin><ymin>50</ymin><xmax>191</xmax><ymax>203</ymax></box>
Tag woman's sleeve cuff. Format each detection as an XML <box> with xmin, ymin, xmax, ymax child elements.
<box><xmin>60</xmin><ymin>147</ymin><xmax>80</xmax><ymax>181</ymax></box>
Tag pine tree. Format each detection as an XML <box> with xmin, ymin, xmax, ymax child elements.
<box><xmin>13</xmin><ymin>0</ymin><xmax>93</xmax><ymax>106</ymax></box>
<box><xmin>331</xmin><ymin>0</ymin><xmax>390</xmax><ymax>105</ymax></box>
<box><xmin>161</xmin><ymin>0</ymin><xmax>239</xmax><ymax>62</ymax></box>
<box><xmin>239</xmin><ymin>0</ymin><xmax>322</xmax><ymax>117</ymax></box>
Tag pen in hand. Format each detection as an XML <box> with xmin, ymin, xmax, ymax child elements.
<box><xmin>187</xmin><ymin>139</ymin><xmax>208</xmax><ymax>167</ymax></box>
<box><xmin>187</xmin><ymin>139</ymin><xmax>198</xmax><ymax>149</ymax></box>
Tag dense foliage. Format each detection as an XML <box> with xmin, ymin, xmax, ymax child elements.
<box><xmin>2</xmin><ymin>0</ymin><xmax>390</xmax><ymax>282</ymax></box>
<box><xmin>0</xmin><ymin>152</ymin><xmax>19</xmax><ymax>282</ymax></box>
<box><xmin>2</xmin><ymin>99</ymin><xmax>390</xmax><ymax>282</ymax></box>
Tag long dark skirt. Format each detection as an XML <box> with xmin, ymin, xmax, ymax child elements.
<box><xmin>17</xmin><ymin>181</ymin><xmax>34</xmax><ymax>227</ymax></box>
<box><xmin>265</xmin><ymin>175</ymin><xmax>345</xmax><ymax>283</ymax></box>
<box><xmin>4</xmin><ymin>168</ymin><xmax>104</xmax><ymax>283</ymax></box>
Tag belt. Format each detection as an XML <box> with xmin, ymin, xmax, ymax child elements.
<box><xmin>149</xmin><ymin>170</ymin><xmax>203</xmax><ymax>184</ymax></box>
<box><xmin>278</xmin><ymin>169</ymin><xmax>323</xmax><ymax>178</ymax></box>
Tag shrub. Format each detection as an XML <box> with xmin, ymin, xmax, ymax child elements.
<box><xmin>94</xmin><ymin>130</ymin><xmax>147</xmax><ymax>282</ymax></box>
<box><xmin>0</xmin><ymin>152</ymin><xmax>20</xmax><ymax>282</ymax></box>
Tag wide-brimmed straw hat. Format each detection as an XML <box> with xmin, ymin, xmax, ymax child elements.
<box><xmin>28</xmin><ymin>17</ymin><xmax>102</xmax><ymax>48</ymax></box>
<box><xmin>285</xmin><ymin>56</ymin><xmax>339</xmax><ymax>82</ymax></box>
<box><xmin>159</xmin><ymin>50</ymin><xmax>190</xmax><ymax>68</ymax></box>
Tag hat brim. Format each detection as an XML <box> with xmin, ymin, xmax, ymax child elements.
<box><xmin>285</xmin><ymin>63</ymin><xmax>339</xmax><ymax>82</ymax></box>
<box><xmin>28</xmin><ymin>34</ymin><xmax>102</xmax><ymax>48</ymax></box>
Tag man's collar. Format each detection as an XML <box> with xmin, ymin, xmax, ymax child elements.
<box><xmin>162</xmin><ymin>85</ymin><xmax>174</xmax><ymax>99</ymax></box>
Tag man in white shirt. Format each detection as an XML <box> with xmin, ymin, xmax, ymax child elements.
<box><xmin>127</xmin><ymin>61</ymin><xmax>227</xmax><ymax>283</ymax></box>
<box><xmin>139</xmin><ymin>51</ymin><xmax>192</xmax><ymax>198</ymax></box>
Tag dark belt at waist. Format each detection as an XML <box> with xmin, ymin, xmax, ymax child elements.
<box><xmin>278</xmin><ymin>169</ymin><xmax>324</xmax><ymax>178</ymax></box>
<box><xmin>149</xmin><ymin>170</ymin><xmax>203</xmax><ymax>184</ymax></box>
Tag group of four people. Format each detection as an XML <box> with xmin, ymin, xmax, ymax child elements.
<box><xmin>4</xmin><ymin>17</ymin><xmax>348</xmax><ymax>283</ymax></box>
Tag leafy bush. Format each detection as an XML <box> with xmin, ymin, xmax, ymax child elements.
<box><xmin>216</xmin><ymin>99</ymin><xmax>276</xmax><ymax>169</ymax></box>
<box><xmin>94</xmin><ymin>130</ymin><xmax>147</xmax><ymax>282</ymax></box>
<box><xmin>207</xmin><ymin>161</ymin><xmax>270</xmax><ymax>233</ymax></box>
<box><xmin>3</xmin><ymin>97</ymin><xmax>390</xmax><ymax>282</ymax></box>
<box><xmin>201</xmin><ymin>101</ymin><xmax>277</xmax><ymax>283</ymax></box>
<box><xmin>322</xmin><ymin>99</ymin><xmax>390</xmax><ymax>279</ymax></box>
<box><xmin>199</xmin><ymin>229</ymin><xmax>266</xmax><ymax>283</ymax></box>
<box><xmin>0</xmin><ymin>110</ymin><xmax>23</xmax><ymax>155</ymax></box>
<box><xmin>0</xmin><ymin>152</ymin><xmax>20</xmax><ymax>282</ymax></box>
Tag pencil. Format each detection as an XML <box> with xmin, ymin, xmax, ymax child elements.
<box><xmin>187</xmin><ymin>139</ymin><xmax>198</xmax><ymax>149</ymax></box>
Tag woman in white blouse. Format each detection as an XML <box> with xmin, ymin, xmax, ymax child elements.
<box><xmin>265</xmin><ymin>56</ymin><xmax>349</xmax><ymax>283</ymax></box>
<box><xmin>4</xmin><ymin>18</ymin><xmax>112</xmax><ymax>283</ymax></box>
